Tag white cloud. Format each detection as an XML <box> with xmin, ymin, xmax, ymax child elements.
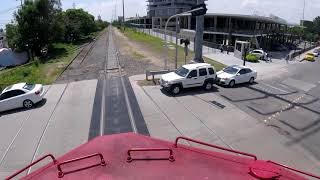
<box><xmin>62</xmin><ymin>0</ymin><xmax>148</xmax><ymax>22</ymax></box>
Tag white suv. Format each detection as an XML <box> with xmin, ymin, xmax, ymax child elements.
<box><xmin>159</xmin><ymin>63</ymin><xmax>217</xmax><ymax>95</ymax></box>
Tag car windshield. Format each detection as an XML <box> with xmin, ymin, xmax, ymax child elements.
<box><xmin>4</xmin><ymin>85</ymin><xmax>13</xmax><ymax>92</ymax></box>
<box><xmin>223</xmin><ymin>67</ymin><xmax>239</xmax><ymax>75</ymax></box>
<box><xmin>175</xmin><ymin>67</ymin><xmax>189</xmax><ymax>77</ymax></box>
<box><xmin>23</xmin><ymin>83</ymin><xmax>35</xmax><ymax>91</ymax></box>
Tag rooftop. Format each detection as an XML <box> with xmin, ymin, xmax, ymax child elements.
<box><xmin>206</xmin><ymin>13</ymin><xmax>288</xmax><ymax>25</ymax></box>
<box><xmin>2</xmin><ymin>83</ymin><xmax>26</xmax><ymax>93</ymax></box>
<box><xmin>183</xmin><ymin>63</ymin><xmax>211</xmax><ymax>70</ymax></box>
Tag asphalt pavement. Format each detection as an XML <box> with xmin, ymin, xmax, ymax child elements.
<box><xmin>129</xmin><ymin>74</ymin><xmax>320</xmax><ymax>176</ymax></box>
<box><xmin>215</xmin><ymin>56</ymin><xmax>320</xmax><ymax>163</ymax></box>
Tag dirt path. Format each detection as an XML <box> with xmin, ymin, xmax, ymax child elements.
<box><xmin>113</xmin><ymin>28</ymin><xmax>173</xmax><ymax>72</ymax></box>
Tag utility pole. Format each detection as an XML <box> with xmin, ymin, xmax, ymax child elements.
<box><xmin>193</xmin><ymin>0</ymin><xmax>205</xmax><ymax>63</ymax></box>
<box><xmin>302</xmin><ymin>0</ymin><xmax>305</xmax><ymax>22</ymax></box>
<box><xmin>175</xmin><ymin>17</ymin><xmax>180</xmax><ymax>69</ymax></box>
<box><xmin>122</xmin><ymin>0</ymin><xmax>125</xmax><ymax>29</ymax></box>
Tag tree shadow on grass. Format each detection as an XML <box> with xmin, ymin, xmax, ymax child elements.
<box><xmin>39</xmin><ymin>46</ymin><xmax>68</xmax><ymax>64</ymax></box>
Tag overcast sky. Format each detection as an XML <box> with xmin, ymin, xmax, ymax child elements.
<box><xmin>1</xmin><ymin>0</ymin><xmax>320</xmax><ymax>29</ymax></box>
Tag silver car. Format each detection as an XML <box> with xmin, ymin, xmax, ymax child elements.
<box><xmin>250</xmin><ymin>49</ymin><xmax>267</xmax><ymax>60</ymax></box>
<box><xmin>216</xmin><ymin>65</ymin><xmax>258</xmax><ymax>87</ymax></box>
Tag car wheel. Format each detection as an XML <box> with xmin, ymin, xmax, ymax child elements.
<box><xmin>249</xmin><ymin>77</ymin><xmax>255</xmax><ymax>84</ymax></box>
<box><xmin>204</xmin><ymin>81</ymin><xmax>213</xmax><ymax>90</ymax></box>
<box><xmin>23</xmin><ymin>100</ymin><xmax>34</xmax><ymax>109</ymax></box>
<box><xmin>229</xmin><ymin>80</ymin><xmax>235</xmax><ymax>88</ymax></box>
<box><xmin>171</xmin><ymin>85</ymin><xmax>181</xmax><ymax>95</ymax></box>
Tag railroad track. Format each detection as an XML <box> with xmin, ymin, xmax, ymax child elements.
<box><xmin>98</xmin><ymin>26</ymin><xmax>138</xmax><ymax>136</ymax></box>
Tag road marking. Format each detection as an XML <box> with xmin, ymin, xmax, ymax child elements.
<box><xmin>27</xmin><ymin>83</ymin><xmax>69</xmax><ymax>174</ymax></box>
<box><xmin>260</xmin><ymin>82</ymin><xmax>290</xmax><ymax>94</ymax></box>
<box><xmin>0</xmin><ymin>112</ymin><xmax>32</xmax><ymax>165</ymax></box>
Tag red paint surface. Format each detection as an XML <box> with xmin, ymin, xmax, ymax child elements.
<box><xmin>9</xmin><ymin>133</ymin><xmax>319</xmax><ymax>180</ymax></box>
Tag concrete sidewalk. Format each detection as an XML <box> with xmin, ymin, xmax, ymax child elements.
<box><xmin>129</xmin><ymin>74</ymin><xmax>320</xmax><ymax>177</ymax></box>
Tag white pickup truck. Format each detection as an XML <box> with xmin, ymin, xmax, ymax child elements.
<box><xmin>159</xmin><ymin>63</ymin><xmax>217</xmax><ymax>95</ymax></box>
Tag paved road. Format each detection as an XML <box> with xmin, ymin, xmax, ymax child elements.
<box><xmin>215</xmin><ymin>56</ymin><xmax>320</xmax><ymax>162</ymax></box>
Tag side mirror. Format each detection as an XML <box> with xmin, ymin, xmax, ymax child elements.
<box><xmin>236</xmin><ymin>73</ymin><xmax>240</xmax><ymax>76</ymax></box>
<box><xmin>187</xmin><ymin>75</ymin><xmax>192</xmax><ymax>79</ymax></box>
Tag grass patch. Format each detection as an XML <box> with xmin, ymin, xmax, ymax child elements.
<box><xmin>137</xmin><ymin>79</ymin><xmax>159</xmax><ymax>86</ymax></box>
<box><xmin>132</xmin><ymin>51</ymin><xmax>146</xmax><ymax>60</ymax></box>
<box><xmin>0</xmin><ymin>43</ymin><xmax>80</xmax><ymax>91</ymax></box>
<box><xmin>120</xmin><ymin>28</ymin><xmax>226</xmax><ymax>71</ymax></box>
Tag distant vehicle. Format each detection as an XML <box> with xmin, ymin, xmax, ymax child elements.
<box><xmin>216</xmin><ymin>65</ymin><xmax>257</xmax><ymax>88</ymax></box>
<box><xmin>304</xmin><ymin>53</ymin><xmax>315</xmax><ymax>61</ymax></box>
<box><xmin>249</xmin><ymin>49</ymin><xmax>267</xmax><ymax>60</ymax></box>
<box><xmin>159</xmin><ymin>63</ymin><xmax>217</xmax><ymax>95</ymax></box>
<box><xmin>312</xmin><ymin>49</ymin><xmax>319</xmax><ymax>57</ymax></box>
<box><xmin>0</xmin><ymin>83</ymin><xmax>44</xmax><ymax>112</ymax></box>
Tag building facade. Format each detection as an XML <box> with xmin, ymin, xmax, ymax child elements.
<box><xmin>179</xmin><ymin>13</ymin><xmax>293</xmax><ymax>50</ymax></box>
<box><xmin>147</xmin><ymin>0</ymin><xmax>197</xmax><ymax>17</ymax></box>
<box><xmin>126</xmin><ymin>1</ymin><xmax>296</xmax><ymax>51</ymax></box>
<box><xmin>147</xmin><ymin>0</ymin><xmax>198</xmax><ymax>31</ymax></box>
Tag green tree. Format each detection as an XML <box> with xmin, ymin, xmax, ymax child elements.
<box><xmin>64</xmin><ymin>9</ymin><xmax>97</xmax><ymax>41</ymax></box>
<box><xmin>95</xmin><ymin>19</ymin><xmax>108</xmax><ymax>31</ymax></box>
<box><xmin>14</xmin><ymin>0</ymin><xmax>62</xmax><ymax>57</ymax></box>
<box><xmin>5</xmin><ymin>24</ymin><xmax>21</xmax><ymax>50</ymax></box>
<box><xmin>312</xmin><ymin>16</ymin><xmax>320</xmax><ymax>36</ymax></box>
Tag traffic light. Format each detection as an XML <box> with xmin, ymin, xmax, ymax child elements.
<box><xmin>180</xmin><ymin>39</ymin><xmax>190</xmax><ymax>46</ymax></box>
<box><xmin>190</xmin><ymin>4</ymin><xmax>207</xmax><ymax>17</ymax></box>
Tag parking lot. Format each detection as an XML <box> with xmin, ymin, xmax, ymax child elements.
<box><xmin>0</xmin><ymin>80</ymin><xmax>97</xmax><ymax>178</ymax></box>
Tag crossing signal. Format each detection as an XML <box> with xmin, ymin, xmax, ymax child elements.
<box><xmin>190</xmin><ymin>4</ymin><xmax>207</xmax><ymax>17</ymax></box>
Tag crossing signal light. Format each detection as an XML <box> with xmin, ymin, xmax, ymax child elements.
<box><xmin>191</xmin><ymin>4</ymin><xmax>207</xmax><ymax>17</ymax></box>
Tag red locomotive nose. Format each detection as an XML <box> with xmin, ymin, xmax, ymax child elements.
<box><xmin>6</xmin><ymin>133</ymin><xmax>320</xmax><ymax>180</ymax></box>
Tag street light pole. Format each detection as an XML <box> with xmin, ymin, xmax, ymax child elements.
<box><xmin>302</xmin><ymin>0</ymin><xmax>305</xmax><ymax>22</ymax></box>
<box><xmin>163</xmin><ymin>6</ymin><xmax>207</xmax><ymax>70</ymax></box>
<box><xmin>122</xmin><ymin>0</ymin><xmax>125</xmax><ymax>29</ymax></box>
<box><xmin>193</xmin><ymin>0</ymin><xmax>205</xmax><ymax>63</ymax></box>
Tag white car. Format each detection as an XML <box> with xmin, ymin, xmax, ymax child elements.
<box><xmin>312</xmin><ymin>50</ymin><xmax>319</xmax><ymax>57</ymax></box>
<box><xmin>0</xmin><ymin>83</ymin><xmax>44</xmax><ymax>112</ymax></box>
<box><xmin>159</xmin><ymin>63</ymin><xmax>217</xmax><ymax>95</ymax></box>
<box><xmin>216</xmin><ymin>65</ymin><xmax>257</xmax><ymax>87</ymax></box>
<box><xmin>250</xmin><ymin>49</ymin><xmax>267</xmax><ymax>60</ymax></box>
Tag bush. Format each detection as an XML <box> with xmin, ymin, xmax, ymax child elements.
<box><xmin>246</xmin><ymin>54</ymin><xmax>259</xmax><ymax>63</ymax></box>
